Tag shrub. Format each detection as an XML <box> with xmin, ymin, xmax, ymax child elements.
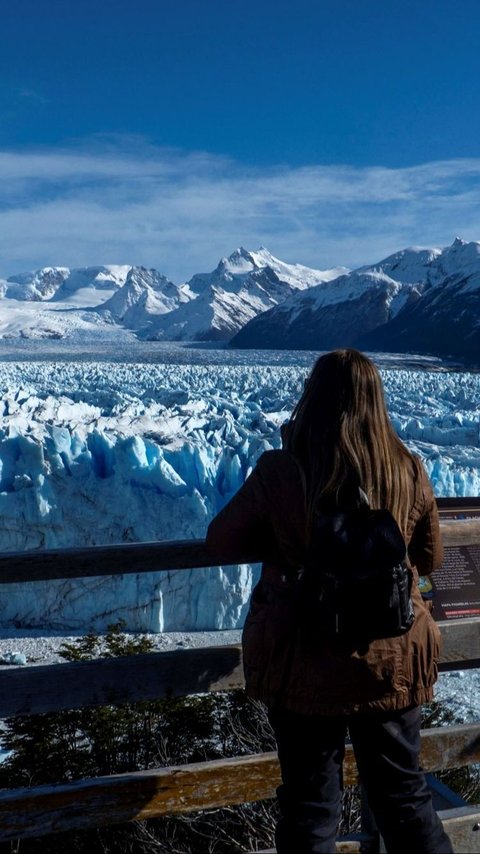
<box><xmin>0</xmin><ymin>623</ymin><xmax>281</xmax><ymax>853</ymax></box>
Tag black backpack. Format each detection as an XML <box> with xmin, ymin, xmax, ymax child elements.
<box><xmin>295</xmin><ymin>486</ymin><xmax>415</xmax><ymax>643</ymax></box>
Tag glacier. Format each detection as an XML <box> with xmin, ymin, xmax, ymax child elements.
<box><xmin>0</xmin><ymin>346</ymin><xmax>478</xmax><ymax>632</ymax></box>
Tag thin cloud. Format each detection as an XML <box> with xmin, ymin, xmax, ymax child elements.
<box><xmin>0</xmin><ymin>139</ymin><xmax>479</xmax><ymax>281</ymax></box>
<box><xmin>18</xmin><ymin>88</ymin><xmax>49</xmax><ymax>105</ymax></box>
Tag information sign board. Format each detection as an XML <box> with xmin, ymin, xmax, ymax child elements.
<box><xmin>426</xmin><ymin>507</ymin><xmax>480</xmax><ymax>621</ymax></box>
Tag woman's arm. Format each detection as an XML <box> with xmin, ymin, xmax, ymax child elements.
<box><xmin>408</xmin><ymin>476</ymin><xmax>444</xmax><ymax>576</ymax></box>
<box><xmin>206</xmin><ymin>456</ymin><xmax>273</xmax><ymax>564</ymax></box>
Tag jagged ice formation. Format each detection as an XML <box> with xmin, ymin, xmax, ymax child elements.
<box><xmin>0</xmin><ymin>358</ymin><xmax>478</xmax><ymax>632</ymax></box>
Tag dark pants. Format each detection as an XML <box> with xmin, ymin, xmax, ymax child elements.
<box><xmin>268</xmin><ymin>704</ymin><xmax>453</xmax><ymax>854</ymax></box>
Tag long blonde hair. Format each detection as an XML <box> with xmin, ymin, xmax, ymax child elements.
<box><xmin>285</xmin><ymin>349</ymin><xmax>415</xmax><ymax>534</ymax></box>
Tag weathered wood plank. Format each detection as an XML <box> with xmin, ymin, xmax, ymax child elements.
<box><xmin>257</xmin><ymin>808</ymin><xmax>480</xmax><ymax>854</ymax></box>
<box><xmin>259</xmin><ymin>847</ymin><xmax>364</xmax><ymax>854</ymax></box>
<box><xmin>343</xmin><ymin>724</ymin><xmax>480</xmax><ymax>784</ymax></box>
<box><xmin>0</xmin><ymin>504</ymin><xmax>477</xmax><ymax>585</ymax></box>
<box><xmin>440</xmin><ymin>519</ymin><xmax>480</xmax><ymax>547</ymax></box>
<box><xmin>259</xmin><ymin>807</ymin><xmax>480</xmax><ymax>854</ymax></box>
<box><xmin>0</xmin><ymin>724</ymin><xmax>478</xmax><ymax>842</ymax></box>
<box><xmin>437</xmin><ymin>497</ymin><xmax>480</xmax><ymax>512</ymax></box>
<box><xmin>0</xmin><ymin>614</ymin><xmax>478</xmax><ymax>717</ymax></box>
<box><xmin>437</xmin><ymin>806</ymin><xmax>480</xmax><ymax>853</ymax></box>
<box><xmin>419</xmin><ymin>724</ymin><xmax>480</xmax><ymax>773</ymax></box>
<box><xmin>0</xmin><ymin>753</ymin><xmax>280</xmax><ymax>840</ymax></box>
<box><xmin>438</xmin><ymin>617</ymin><xmax>480</xmax><ymax>671</ymax></box>
<box><xmin>0</xmin><ymin>540</ymin><xmax>229</xmax><ymax>584</ymax></box>
<box><xmin>0</xmin><ymin>646</ymin><xmax>244</xmax><ymax>717</ymax></box>
<box><xmin>257</xmin><ymin>842</ymin><xmax>364</xmax><ymax>854</ymax></box>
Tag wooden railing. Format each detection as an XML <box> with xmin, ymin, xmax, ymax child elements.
<box><xmin>0</xmin><ymin>499</ymin><xmax>479</xmax><ymax>852</ymax></box>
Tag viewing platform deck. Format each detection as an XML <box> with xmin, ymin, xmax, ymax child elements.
<box><xmin>0</xmin><ymin>497</ymin><xmax>478</xmax><ymax>852</ymax></box>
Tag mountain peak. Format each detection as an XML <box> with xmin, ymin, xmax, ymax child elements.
<box><xmin>445</xmin><ymin>236</ymin><xmax>480</xmax><ymax>258</ymax></box>
<box><xmin>230</xmin><ymin>246</ymin><xmax>252</xmax><ymax>259</ymax></box>
<box><xmin>221</xmin><ymin>247</ymin><xmax>256</xmax><ymax>269</ymax></box>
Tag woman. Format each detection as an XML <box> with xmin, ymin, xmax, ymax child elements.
<box><xmin>207</xmin><ymin>349</ymin><xmax>452</xmax><ymax>854</ymax></box>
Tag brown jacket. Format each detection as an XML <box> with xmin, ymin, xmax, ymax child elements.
<box><xmin>206</xmin><ymin>449</ymin><xmax>443</xmax><ymax>715</ymax></box>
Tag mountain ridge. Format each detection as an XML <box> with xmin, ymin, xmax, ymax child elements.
<box><xmin>0</xmin><ymin>249</ymin><xmax>345</xmax><ymax>343</ymax></box>
<box><xmin>1</xmin><ymin>240</ymin><xmax>479</xmax><ymax>364</ymax></box>
<box><xmin>230</xmin><ymin>238</ymin><xmax>480</xmax><ymax>364</ymax></box>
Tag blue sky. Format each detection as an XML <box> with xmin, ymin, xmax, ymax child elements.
<box><xmin>1</xmin><ymin>0</ymin><xmax>480</xmax><ymax>280</ymax></box>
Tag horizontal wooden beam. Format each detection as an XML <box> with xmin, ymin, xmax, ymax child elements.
<box><xmin>441</xmin><ymin>518</ymin><xmax>480</xmax><ymax>547</ymax></box>
<box><xmin>256</xmin><ymin>807</ymin><xmax>480</xmax><ymax>854</ymax></box>
<box><xmin>437</xmin><ymin>497</ymin><xmax>480</xmax><ymax>511</ymax></box>
<box><xmin>0</xmin><ymin>615</ymin><xmax>477</xmax><ymax>717</ymax></box>
<box><xmin>0</xmin><ymin>645</ymin><xmax>244</xmax><ymax>717</ymax></box>
<box><xmin>0</xmin><ymin>504</ymin><xmax>477</xmax><ymax>585</ymax></box>
<box><xmin>0</xmin><ymin>753</ymin><xmax>280</xmax><ymax>841</ymax></box>
<box><xmin>419</xmin><ymin>723</ymin><xmax>480</xmax><ymax>773</ymax></box>
<box><xmin>439</xmin><ymin>617</ymin><xmax>480</xmax><ymax>671</ymax></box>
<box><xmin>0</xmin><ymin>724</ymin><xmax>478</xmax><ymax>842</ymax></box>
<box><xmin>437</xmin><ymin>806</ymin><xmax>480</xmax><ymax>853</ymax></box>
<box><xmin>257</xmin><ymin>842</ymin><xmax>364</xmax><ymax>854</ymax></box>
<box><xmin>0</xmin><ymin>540</ymin><xmax>227</xmax><ymax>584</ymax></box>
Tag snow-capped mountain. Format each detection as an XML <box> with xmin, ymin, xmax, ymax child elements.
<box><xmin>231</xmin><ymin>266</ymin><xmax>423</xmax><ymax>350</ymax></box>
<box><xmin>188</xmin><ymin>246</ymin><xmax>344</xmax><ymax>292</ymax></box>
<box><xmin>5</xmin><ymin>265</ymin><xmax>131</xmax><ymax>304</ymax></box>
<box><xmin>0</xmin><ymin>249</ymin><xmax>345</xmax><ymax>342</ymax></box>
<box><xmin>231</xmin><ymin>238</ymin><xmax>480</xmax><ymax>363</ymax></box>
<box><xmin>143</xmin><ymin>247</ymin><xmax>346</xmax><ymax>341</ymax></box>
<box><xmin>1</xmin><ymin>240</ymin><xmax>479</xmax><ymax>362</ymax></box>
<box><xmin>0</xmin><ymin>265</ymin><xmax>134</xmax><ymax>341</ymax></box>
<box><xmin>361</xmin><ymin>239</ymin><xmax>480</xmax><ymax>360</ymax></box>
<box><xmin>4</xmin><ymin>267</ymin><xmax>70</xmax><ymax>301</ymax></box>
<box><xmin>354</xmin><ymin>246</ymin><xmax>443</xmax><ymax>285</ymax></box>
<box><xmin>99</xmin><ymin>266</ymin><xmax>194</xmax><ymax>331</ymax></box>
